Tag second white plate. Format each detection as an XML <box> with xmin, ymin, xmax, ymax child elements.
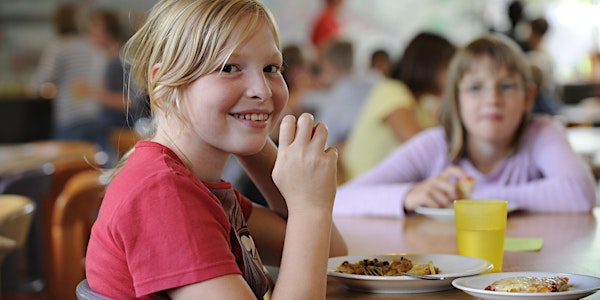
<box><xmin>415</xmin><ymin>202</ymin><xmax>519</xmax><ymax>222</ymax></box>
<box><xmin>452</xmin><ymin>272</ymin><xmax>600</xmax><ymax>300</ymax></box>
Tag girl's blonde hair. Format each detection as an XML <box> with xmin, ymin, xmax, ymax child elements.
<box><xmin>439</xmin><ymin>34</ymin><xmax>534</xmax><ymax>162</ymax></box>
<box><xmin>123</xmin><ymin>0</ymin><xmax>280</xmax><ymax>126</ymax></box>
<box><xmin>109</xmin><ymin>0</ymin><xmax>280</xmax><ymax>177</ymax></box>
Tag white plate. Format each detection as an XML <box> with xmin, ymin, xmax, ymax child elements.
<box><xmin>415</xmin><ymin>202</ymin><xmax>519</xmax><ymax>222</ymax></box>
<box><xmin>327</xmin><ymin>253</ymin><xmax>492</xmax><ymax>293</ymax></box>
<box><xmin>452</xmin><ymin>272</ymin><xmax>600</xmax><ymax>300</ymax></box>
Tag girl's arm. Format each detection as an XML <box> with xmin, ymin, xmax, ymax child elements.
<box><xmin>235</xmin><ymin>139</ymin><xmax>287</xmax><ymax>217</ymax></box>
<box><xmin>170</xmin><ymin>114</ymin><xmax>342</xmax><ymax>300</ymax></box>
<box><xmin>472</xmin><ymin>118</ymin><xmax>596</xmax><ymax>213</ymax></box>
<box><xmin>269</xmin><ymin>113</ymin><xmax>340</xmax><ymax>299</ymax></box>
<box><xmin>30</xmin><ymin>43</ymin><xmax>61</xmax><ymax>91</ymax></box>
<box><xmin>236</xmin><ymin>130</ymin><xmax>347</xmax><ymax>260</ymax></box>
<box><xmin>82</xmin><ymin>83</ymin><xmax>129</xmax><ymax>110</ymax></box>
<box><xmin>385</xmin><ymin>107</ymin><xmax>422</xmax><ymax>142</ymax></box>
<box><xmin>334</xmin><ymin>128</ymin><xmax>450</xmax><ymax>217</ymax></box>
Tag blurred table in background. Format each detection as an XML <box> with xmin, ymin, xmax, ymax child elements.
<box><xmin>566</xmin><ymin>126</ymin><xmax>600</xmax><ymax>182</ymax></box>
<box><xmin>561</xmin><ymin>83</ymin><xmax>600</xmax><ymax>105</ymax></box>
<box><xmin>557</xmin><ymin>97</ymin><xmax>600</xmax><ymax>127</ymax></box>
<box><xmin>0</xmin><ymin>141</ymin><xmax>98</xmax><ymax>177</ymax></box>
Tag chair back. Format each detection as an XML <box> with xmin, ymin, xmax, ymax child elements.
<box><xmin>110</xmin><ymin>128</ymin><xmax>141</xmax><ymax>160</ymax></box>
<box><xmin>0</xmin><ymin>194</ymin><xmax>35</xmax><ymax>252</ymax></box>
<box><xmin>0</xmin><ymin>194</ymin><xmax>35</xmax><ymax>298</ymax></box>
<box><xmin>42</xmin><ymin>159</ymin><xmax>96</xmax><ymax>299</ymax></box>
<box><xmin>52</xmin><ymin>170</ymin><xmax>106</xmax><ymax>300</ymax></box>
<box><xmin>76</xmin><ymin>279</ymin><xmax>111</xmax><ymax>300</ymax></box>
<box><xmin>0</xmin><ymin>165</ymin><xmax>52</xmax><ymax>293</ymax></box>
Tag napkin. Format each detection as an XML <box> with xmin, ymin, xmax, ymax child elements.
<box><xmin>504</xmin><ymin>237</ymin><xmax>544</xmax><ymax>252</ymax></box>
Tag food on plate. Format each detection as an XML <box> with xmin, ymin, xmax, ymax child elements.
<box><xmin>334</xmin><ymin>257</ymin><xmax>440</xmax><ymax>276</ymax></box>
<box><xmin>484</xmin><ymin>276</ymin><xmax>570</xmax><ymax>293</ymax></box>
<box><xmin>456</xmin><ymin>177</ymin><xmax>475</xmax><ymax>199</ymax></box>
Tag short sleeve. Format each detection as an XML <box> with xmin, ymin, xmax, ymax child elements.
<box><xmin>369</xmin><ymin>79</ymin><xmax>416</xmax><ymax>122</ymax></box>
<box><xmin>111</xmin><ymin>171</ymin><xmax>242</xmax><ymax>296</ymax></box>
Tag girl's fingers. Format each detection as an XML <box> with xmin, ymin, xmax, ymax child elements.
<box><xmin>295</xmin><ymin>113</ymin><xmax>315</xmax><ymax>142</ymax></box>
<box><xmin>278</xmin><ymin>114</ymin><xmax>296</xmax><ymax>148</ymax></box>
<box><xmin>428</xmin><ymin>188</ymin><xmax>451</xmax><ymax>208</ymax></box>
<box><xmin>310</xmin><ymin>122</ymin><xmax>329</xmax><ymax>150</ymax></box>
<box><xmin>440</xmin><ymin>166</ymin><xmax>466</xmax><ymax>180</ymax></box>
<box><xmin>436</xmin><ymin>179</ymin><xmax>458</xmax><ymax>199</ymax></box>
<box><xmin>324</xmin><ymin>146</ymin><xmax>338</xmax><ymax>158</ymax></box>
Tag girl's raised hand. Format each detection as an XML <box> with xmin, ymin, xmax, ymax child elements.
<box><xmin>272</xmin><ymin>113</ymin><xmax>338</xmax><ymax>213</ymax></box>
<box><xmin>403</xmin><ymin>166</ymin><xmax>467</xmax><ymax>211</ymax></box>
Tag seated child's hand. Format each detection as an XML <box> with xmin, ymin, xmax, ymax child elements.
<box><xmin>404</xmin><ymin>166</ymin><xmax>467</xmax><ymax>211</ymax></box>
<box><xmin>272</xmin><ymin>113</ymin><xmax>338</xmax><ymax>213</ymax></box>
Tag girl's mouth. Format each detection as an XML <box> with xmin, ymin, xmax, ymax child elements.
<box><xmin>231</xmin><ymin>113</ymin><xmax>270</xmax><ymax>121</ymax></box>
<box><xmin>482</xmin><ymin>113</ymin><xmax>503</xmax><ymax>121</ymax></box>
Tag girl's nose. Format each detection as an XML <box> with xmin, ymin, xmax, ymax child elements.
<box><xmin>482</xmin><ymin>86</ymin><xmax>502</xmax><ymax>105</ymax></box>
<box><xmin>246</xmin><ymin>72</ymin><xmax>272</xmax><ymax>101</ymax></box>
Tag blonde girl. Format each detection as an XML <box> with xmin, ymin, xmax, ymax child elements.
<box><xmin>86</xmin><ymin>0</ymin><xmax>347</xmax><ymax>299</ymax></box>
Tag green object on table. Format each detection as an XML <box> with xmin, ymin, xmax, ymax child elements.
<box><xmin>504</xmin><ymin>237</ymin><xmax>544</xmax><ymax>252</ymax></box>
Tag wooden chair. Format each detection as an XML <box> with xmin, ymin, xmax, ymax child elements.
<box><xmin>51</xmin><ymin>170</ymin><xmax>106</xmax><ymax>300</ymax></box>
<box><xmin>41</xmin><ymin>159</ymin><xmax>97</xmax><ymax>299</ymax></box>
<box><xmin>0</xmin><ymin>141</ymin><xmax>100</xmax><ymax>296</ymax></box>
<box><xmin>0</xmin><ymin>194</ymin><xmax>35</xmax><ymax>299</ymax></box>
<box><xmin>110</xmin><ymin>128</ymin><xmax>141</xmax><ymax>160</ymax></box>
<box><xmin>0</xmin><ymin>165</ymin><xmax>53</xmax><ymax>293</ymax></box>
<box><xmin>75</xmin><ymin>279</ymin><xmax>111</xmax><ymax>300</ymax></box>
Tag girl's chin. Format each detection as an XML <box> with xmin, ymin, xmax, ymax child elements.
<box><xmin>230</xmin><ymin>140</ymin><xmax>268</xmax><ymax>156</ymax></box>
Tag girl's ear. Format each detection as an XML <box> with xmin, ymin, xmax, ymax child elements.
<box><xmin>150</xmin><ymin>63</ymin><xmax>162</xmax><ymax>83</ymax></box>
<box><xmin>524</xmin><ymin>83</ymin><xmax>536</xmax><ymax>112</ymax></box>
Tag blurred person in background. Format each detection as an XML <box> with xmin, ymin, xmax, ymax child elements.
<box><xmin>370</xmin><ymin>48</ymin><xmax>392</xmax><ymax>78</ymax></box>
<box><xmin>314</xmin><ymin>41</ymin><xmax>384</xmax><ymax>181</ymax></box>
<box><xmin>280</xmin><ymin>44</ymin><xmax>315</xmax><ymax>120</ymax></box>
<box><xmin>506</xmin><ymin>0</ymin><xmax>527</xmax><ymax>47</ymax></box>
<box><xmin>83</xmin><ymin>9</ymin><xmax>149</xmax><ymax>165</ymax></box>
<box><xmin>341</xmin><ymin>32</ymin><xmax>456</xmax><ymax>182</ymax></box>
<box><xmin>522</xmin><ymin>17</ymin><xmax>562</xmax><ymax>115</ymax></box>
<box><xmin>300</xmin><ymin>39</ymin><xmax>355</xmax><ymax>117</ymax></box>
<box><xmin>310</xmin><ymin>0</ymin><xmax>345</xmax><ymax>52</ymax></box>
<box><xmin>29</xmin><ymin>3</ymin><xmax>106</xmax><ymax>142</ymax></box>
<box><xmin>334</xmin><ymin>34</ymin><xmax>596</xmax><ymax>217</ymax></box>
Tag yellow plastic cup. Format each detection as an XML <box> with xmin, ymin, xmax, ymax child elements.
<box><xmin>454</xmin><ymin>199</ymin><xmax>507</xmax><ymax>273</ymax></box>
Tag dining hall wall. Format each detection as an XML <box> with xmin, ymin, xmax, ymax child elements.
<box><xmin>0</xmin><ymin>0</ymin><xmax>598</xmax><ymax>99</ymax></box>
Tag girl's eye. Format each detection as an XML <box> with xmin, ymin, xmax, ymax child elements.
<box><xmin>498</xmin><ymin>82</ymin><xmax>517</xmax><ymax>92</ymax></box>
<box><xmin>466</xmin><ymin>84</ymin><xmax>484</xmax><ymax>93</ymax></box>
<box><xmin>220</xmin><ymin>64</ymin><xmax>239</xmax><ymax>73</ymax></box>
<box><xmin>264</xmin><ymin>65</ymin><xmax>281</xmax><ymax>73</ymax></box>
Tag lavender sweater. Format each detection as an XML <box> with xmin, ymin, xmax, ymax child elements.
<box><xmin>333</xmin><ymin>116</ymin><xmax>597</xmax><ymax>217</ymax></box>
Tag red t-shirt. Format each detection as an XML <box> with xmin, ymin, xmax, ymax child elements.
<box><xmin>311</xmin><ymin>8</ymin><xmax>341</xmax><ymax>50</ymax></box>
<box><xmin>85</xmin><ymin>141</ymin><xmax>255</xmax><ymax>299</ymax></box>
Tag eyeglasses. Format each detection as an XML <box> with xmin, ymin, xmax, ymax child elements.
<box><xmin>459</xmin><ymin>81</ymin><xmax>523</xmax><ymax>98</ymax></box>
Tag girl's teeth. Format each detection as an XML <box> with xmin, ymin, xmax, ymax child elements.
<box><xmin>235</xmin><ymin>113</ymin><xmax>268</xmax><ymax>121</ymax></box>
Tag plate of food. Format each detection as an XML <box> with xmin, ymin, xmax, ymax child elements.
<box><xmin>452</xmin><ymin>272</ymin><xmax>600</xmax><ymax>299</ymax></box>
<box><xmin>327</xmin><ymin>253</ymin><xmax>492</xmax><ymax>293</ymax></box>
<box><xmin>415</xmin><ymin>202</ymin><xmax>519</xmax><ymax>222</ymax></box>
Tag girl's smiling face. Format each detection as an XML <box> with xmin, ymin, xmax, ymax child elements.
<box><xmin>179</xmin><ymin>17</ymin><xmax>288</xmax><ymax>156</ymax></box>
<box><xmin>458</xmin><ymin>56</ymin><xmax>533</xmax><ymax>148</ymax></box>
